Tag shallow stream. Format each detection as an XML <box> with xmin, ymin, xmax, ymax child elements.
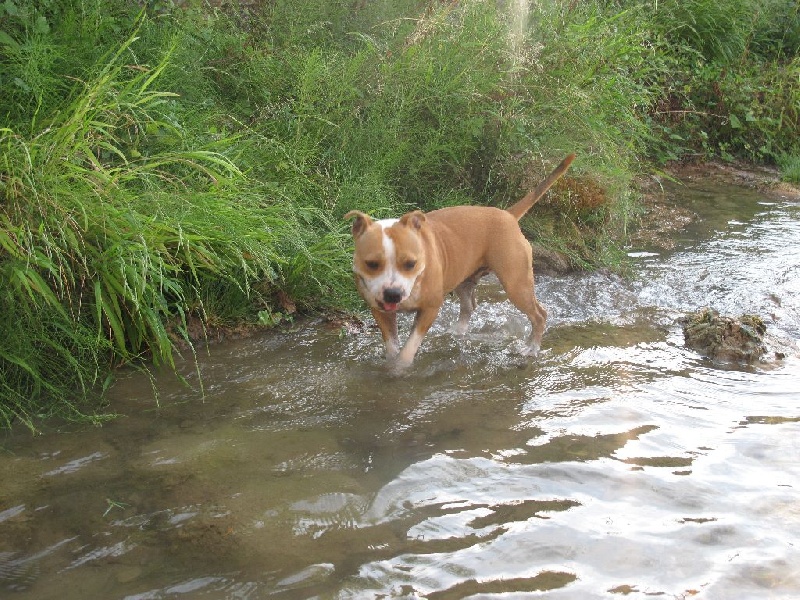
<box><xmin>2</xmin><ymin>179</ymin><xmax>799</xmax><ymax>599</ymax></box>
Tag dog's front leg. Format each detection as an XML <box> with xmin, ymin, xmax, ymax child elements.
<box><xmin>395</xmin><ymin>306</ymin><xmax>441</xmax><ymax>370</ymax></box>
<box><xmin>371</xmin><ymin>308</ymin><xmax>400</xmax><ymax>359</ymax></box>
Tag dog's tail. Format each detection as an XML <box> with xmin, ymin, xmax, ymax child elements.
<box><xmin>506</xmin><ymin>153</ymin><xmax>576</xmax><ymax>221</ymax></box>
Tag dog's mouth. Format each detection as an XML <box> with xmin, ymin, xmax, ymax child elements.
<box><xmin>378</xmin><ymin>301</ymin><xmax>399</xmax><ymax>312</ymax></box>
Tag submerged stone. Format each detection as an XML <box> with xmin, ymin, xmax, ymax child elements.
<box><xmin>682</xmin><ymin>308</ymin><xmax>767</xmax><ymax>363</ymax></box>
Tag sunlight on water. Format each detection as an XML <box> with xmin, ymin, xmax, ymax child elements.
<box><xmin>1</xmin><ymin>183</ymin><xmax>799</xmax><ymax>599</ymax></box>
<box><xmin>507</xmin><ymin>0</ymin><xmax>532</xmax><ymax>67</ymax></box>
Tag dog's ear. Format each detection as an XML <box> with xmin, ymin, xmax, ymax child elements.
<box><xmin>399</xmin><ymin>210</ymin><xmax>426</xmax><ymax>230</ymax></box>
<box><xmin>344</xmin><ymin>210</ymin><xmax>372</xmax><ymax>239</ymax></box>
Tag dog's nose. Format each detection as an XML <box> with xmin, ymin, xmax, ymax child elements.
<box><xmin>383</xmin><ymin>288</ymin><xmax>404</xmax><ymax>304</ymax></box>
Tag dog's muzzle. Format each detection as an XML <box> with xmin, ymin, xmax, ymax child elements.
<box><xmin>381</xmin><ymin>287</ymin><xmax>404</xmax><ymax>312</ymax></box>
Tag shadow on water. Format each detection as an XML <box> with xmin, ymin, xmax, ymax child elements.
<box><xmin>2</xmin><ymin>180</ymin><xmax>800</xmax><ymax>599</ymax></box>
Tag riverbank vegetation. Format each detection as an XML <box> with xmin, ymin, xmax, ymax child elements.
<box><xmin>1</xmin><ymin>0</ymin><xmax>798</xmax><ymax>429</ymax></box>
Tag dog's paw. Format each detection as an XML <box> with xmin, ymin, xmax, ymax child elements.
<box><xmin>394</xmin><ymin>355</ymin><xmax>414</xmax><ymax>370</ymax></box>
<box><xmin>452</xmin><ymin>322</ymin><xmax>470</xmax><ymax>336</ymax></box>
<box><xmin>520</xmin><ymin>343</ymin><xmax>541</xmax><ymax>358</ymax></box>
<box><xmin>385</xmin><ymin>357</ymin><xmax>413</xmax><ymax>377</ymax></box>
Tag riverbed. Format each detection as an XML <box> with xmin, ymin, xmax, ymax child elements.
<box><xmin>1</xmin><ymin>178</ymin><xmax>799</xmax><ymax>599</ymax></box>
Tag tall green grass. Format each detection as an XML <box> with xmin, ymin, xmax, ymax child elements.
<box><xmin>1</xmin><ymin>0</ymin><xmax>797</xmax><ymax>430</ymax></box>
<box><xmin>646</xmin><ymin>0</ymin><xmax>800</xmax><ymax>162</ymax></box>
<box><xmin>0</xmin><ymin>6</ymin><xmax>353</xmax><ymax>429</ymax></box>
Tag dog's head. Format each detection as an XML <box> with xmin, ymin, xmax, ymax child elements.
<box><xmin>344</xmin><ymin>210</ymin><xmax>427</xmax><ymax>312</ymax></box>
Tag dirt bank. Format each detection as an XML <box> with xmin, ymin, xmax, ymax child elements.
<box><xmin>631</xmin><ymin>160</ymin><xmax>800</xmax><ymax>251</ymax></box>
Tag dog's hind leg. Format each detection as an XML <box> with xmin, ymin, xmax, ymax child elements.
<box><xmin>494</xmin><ymin>253</ymin><xmax>547</xmax><ymax>357</ymax></box>
<box><xmin>519</xmin><ymin>293</ymin><xmax>547</xmax><ymax>357</ymax></box>
<box><xmin>453</xmin><ymin>268</ymin><xmax>489</xmax><ymax>335</ymax></box>
<box><xmin>453</xmin><ymin>279</ymin><xmax>478</xmax><ymax>335</ymax></box>
<box><xmin>505</xmin><ymin>284</ymin><xmax>547</xmax><ymax>356</ymax></box>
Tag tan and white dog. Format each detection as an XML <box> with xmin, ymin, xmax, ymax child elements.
<box><xmin>345</xmin><ymin>153</ymin><xmax>575</xmax><ymax>369</ymax></box>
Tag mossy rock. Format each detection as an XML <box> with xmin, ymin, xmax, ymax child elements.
<box><xmin>682</xmin><ymin>308</ymin><xmax>767</xmax><ymax>363</ymax></box>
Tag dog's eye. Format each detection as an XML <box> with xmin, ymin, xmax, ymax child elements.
<box><xmin>402</xmin><ymin>259</ymin><xmax>417</xmax><ymax>271</ymax></box>
<box><xmin>365</xmin><ymin>260</ymin><xmax>381</xmax><ymax>271</ymax></box>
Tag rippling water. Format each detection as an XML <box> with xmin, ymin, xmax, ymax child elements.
<box><xmin>1</xmin><ymin>181</ymin><xmax>799</xmax><ymax>599</ymax></box>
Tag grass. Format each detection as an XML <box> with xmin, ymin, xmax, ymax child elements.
<box><xmin>778</xmin><ymin>154</ymin><xmax>800</xmax><ymax>182</ymax></box>
<box><xmin>0</xmin><ymin>8</ymin><xmax>354</xmax><ymax>429</ymax></box>
<box><xmin>0</xmin><ymin>0</ymin><xmax>798</xmax><ymax>430</ymax></box>
<box><xmin>645</xmin><ymin>0</ymin><xmax>800</xmax><ymax>163</ymax></box>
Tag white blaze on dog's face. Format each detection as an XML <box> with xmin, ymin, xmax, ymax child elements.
<box><xmin>347</xmin><ymin>211</ymin><xmax>426</xmax><ymax>312</ymax></box>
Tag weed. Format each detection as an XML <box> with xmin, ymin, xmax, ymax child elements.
<box><xmin>778</xmin><ymin>153</ymin><xmax>800</xmax><ymax>182</ymax></box>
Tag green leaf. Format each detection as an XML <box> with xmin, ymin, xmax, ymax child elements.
<box><xmin>729</xmin><ymin>114</ymin><xmax>742</xmax><ymax>129</ymax></box>
<box><xmin>3</xmin><ymin>0</ymin><xmax>20</xmax><ymax>17</ymax></box>
<box><xmin>0</xmin><ymin>31</ymin><xmax>20</xmax><ymax>49</ymax></box>
<box><xmin>34</xmin><ymin>15</ymin><xmax>49</xmax><ymax>34</ymax></box>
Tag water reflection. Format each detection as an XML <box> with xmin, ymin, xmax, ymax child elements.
<box><xmin>1</xmin><ymin>184</ymin><xmax>799</xmax><ymax>599</ymax></box>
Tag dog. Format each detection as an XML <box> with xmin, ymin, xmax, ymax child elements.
<box><xmin>345</xmin><ymin>153</ymin><xmax>575</xmax><ymax>369</ymax></box>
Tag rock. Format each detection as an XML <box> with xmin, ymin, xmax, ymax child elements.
<box><xmin>532</xmin><ymin>243</ymin><xmax>575</xmax><ymax>276</ymax></box>
<box><xmin>682</xmin><ymin>308</ymin><xmax>767</xmax><ymax>363</ymax></box>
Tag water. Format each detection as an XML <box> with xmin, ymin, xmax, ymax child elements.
<box><xmin>1</xmin><ymin>180</ymin><xmax>799</xmax><ymax>599</ymax></box>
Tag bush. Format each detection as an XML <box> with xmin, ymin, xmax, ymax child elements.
<box><xmin>644</xmin><ymin>0</ymin><xmax>800</xmax><ymax>162</ymax></box>
<box><xmin>0</xmin><ymin>6</ymin><xmax>354</xmax><ymax>428</ymax></box>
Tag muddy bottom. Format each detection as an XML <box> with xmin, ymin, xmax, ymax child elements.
<box><xmin>1</xmin><ymin>178</ymin><xmax>799</xmax><ymax>599</ymax></box>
